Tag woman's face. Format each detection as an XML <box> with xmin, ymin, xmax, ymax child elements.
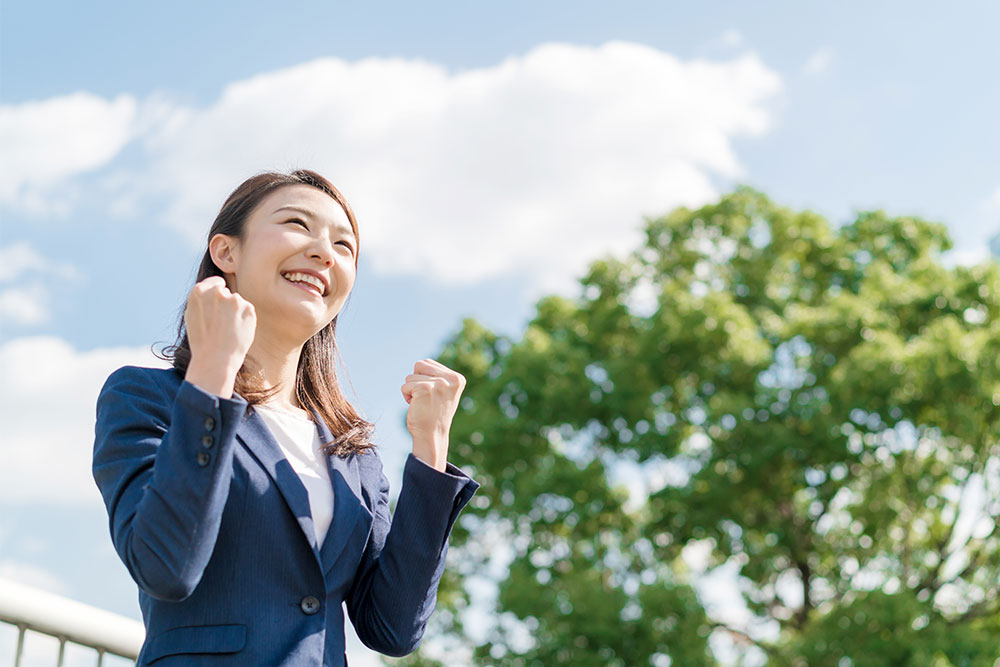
<box><xmin>211</xmin><ymin>184</ymin><xmax>357</xmax><ymax>343</ymax></box>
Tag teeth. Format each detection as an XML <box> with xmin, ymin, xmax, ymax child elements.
<box><xmin>282</xmin><ymin>272</ymin><xmax>325</xmax><ymax>295</ymax></box>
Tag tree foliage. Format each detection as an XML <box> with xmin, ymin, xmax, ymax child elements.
<box><xmin>418</xmin><ymin>189</ymin><xmax>1000</xmax><ymax>665</ymax></box>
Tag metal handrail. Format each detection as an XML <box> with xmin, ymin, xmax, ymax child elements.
<box><xmin>0</xmin><ymin>577</ymin><xmax>144</xmax><ymax>666</ymax></box>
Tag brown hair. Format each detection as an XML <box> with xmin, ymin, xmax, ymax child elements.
<box><xmin>155</xmin><ymin>169</ymin><xmax>375</xmax><ymax>456</ymax></box>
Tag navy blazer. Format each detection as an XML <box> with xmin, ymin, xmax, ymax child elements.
<box><xmin>92</xmin><ymin>365</ymin><xmax>480</xmax><ymax>666</ymax></box>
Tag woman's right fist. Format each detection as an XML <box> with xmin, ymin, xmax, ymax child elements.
<box><xmin>184</xmin><ymin>276</ymin><xmax>257</xmax><ymax>378</ymax></box>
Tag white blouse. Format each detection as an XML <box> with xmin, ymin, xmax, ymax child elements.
<box><xmin>254</xmin><ymin>404</ymin><xmax>334</xmax><ymax>547</ymax></box>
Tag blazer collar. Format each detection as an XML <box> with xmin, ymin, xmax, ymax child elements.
<box><xmin>314</xmin><ymin>412</ymin><xmax>371</xmax><ymax>575</ymax></box>
<box><xmin>235</xmin><ymin>403</ymin><xmax>368</xmax><ymax>577</ymax></box>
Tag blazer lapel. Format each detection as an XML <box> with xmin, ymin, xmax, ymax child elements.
<box><xmin>314</xmin><ymin>414</ymin><xmax>370</xmax><ymax>576</ymax></box>
<box><xmin>235</xmin><ymin>406</ymin><xmax>323</xmax><ymax>571</ymax></box>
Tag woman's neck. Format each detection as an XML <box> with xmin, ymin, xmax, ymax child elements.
<box><xmin>245</xmin><ymin>334</ymin><xmax>306</xmax><ymax>413</ymax></box>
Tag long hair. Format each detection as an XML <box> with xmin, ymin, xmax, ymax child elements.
<box><xmin>155</xmin><ymin>169</ymin><xmax>375</xmax><ymax>456</ymax></box>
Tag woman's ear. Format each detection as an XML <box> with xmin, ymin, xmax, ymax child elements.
<box><xmin>208</xmin><ymin>233</ymin><xmax>238</xmax><ymax>273</ymax></box>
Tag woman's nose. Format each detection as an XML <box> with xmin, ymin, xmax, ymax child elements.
<box><xmin>308</xmin><ymin>239</ymin><xmax>335</xmax><ymax>266</ymax></box>
<box><xmin>310</xmin><ymin>251</ymin><xmax>333</xmax><ymax>266</ymax></box>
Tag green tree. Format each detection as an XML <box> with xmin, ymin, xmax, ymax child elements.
<box><xmin>420</xmin><ymin>189</ymin><xmax>1000</xmax><ymax>665</ymax></box>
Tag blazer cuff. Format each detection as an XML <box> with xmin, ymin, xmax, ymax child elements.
<box><xmin>151</xmin><ymin>379</ymin><xmax>248</xmax><ymax>493</ymax></box>
<box><xmin>176</xmin><ymin>378</ymin><xmax>248</xmax><ymax>412</ymax></box>
<box><xmin>174</xmin><ymin>379</ymin><xmax>248</xmax><ymax>449</ymax></box>
<box><xmin>399</xmin><ymin>452</ymin><xmax>481</xmax><ymax>551</ymax></box>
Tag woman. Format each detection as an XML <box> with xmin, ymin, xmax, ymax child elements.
<box><xmin>92</xmin><ymin>169</ymin><xmax>480</xmax><ymax>666</ymax></box>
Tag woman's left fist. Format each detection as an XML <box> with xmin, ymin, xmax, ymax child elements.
<box><xmin>401</xmin><ymin>358</ymin><xmax>466</xmax><ymax>471</ymax></box>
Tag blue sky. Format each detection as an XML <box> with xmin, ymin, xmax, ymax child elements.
<box><xmin>2</xmin><ymin>1</ymin><xmax>999</xmax><ymax>664</ymax></box>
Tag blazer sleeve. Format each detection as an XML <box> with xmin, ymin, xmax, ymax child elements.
<box><xmin>345</xmin><ymin>451</ymin><xmax>480</xmax><ymax>657</ymax></box>
<box><xmin>92</xmin><ymin>365</ymin><xmax>248</xmax><ymax>602</ymax></box>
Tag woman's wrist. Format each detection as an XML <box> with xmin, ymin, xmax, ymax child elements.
<box><xmin>411</xmin><ymin>432</ymin><xmax>449</xmax><ymax>472</ymax></box>
<box><xmin>185</xmin><ymin>355</ymin><xmax>241</xmax><ymax>399</ymax></box>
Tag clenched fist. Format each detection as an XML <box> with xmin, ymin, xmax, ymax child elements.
<box><xmin>401</xmin><ymin>358</ymin><xmax>466</xmax><ymax>472</ymax></box>
<box><xmin>183</xmin><ymin>276</ymin><xmax>257</xmax><ymax>399</ymax></box>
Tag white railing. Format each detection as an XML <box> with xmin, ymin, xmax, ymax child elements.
<box><xmin>0</xmin><ymin>577</ymin><xmax>144</xmax><ymax>666</ymax></box>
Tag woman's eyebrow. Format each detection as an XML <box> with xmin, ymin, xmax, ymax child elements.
<box><xmin>272</xmin><ymin>205</ymin><xmax>353</xmax><ymax>238</ymax></box>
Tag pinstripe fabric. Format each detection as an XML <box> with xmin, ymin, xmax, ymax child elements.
<box><xmin>92</xmin><ymin>365</ymin><xmax>480</xmax><ymax>666</ymax></box>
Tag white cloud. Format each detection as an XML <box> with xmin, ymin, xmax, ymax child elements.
<box><xmin>0</xmin><ymin>284</ymin><xmax>50</xmax><ymax>325</ymax></box>
<box><xmin>0</xmin><ymin>243</ymin><xmax>82</xmax><ymax>284</ymax></box>
<box><xmin>0</xmin><ymin>91</ymin><xmax>138</xmax><ymax>214</ymax></box>
<box><xmin>0</xmin><ymin>243</ymin><xmax>82</xmax><ymax>327</ymax></box>
<box><xmin>720</xmin><ymin>29</ymin><xmax>744</xmax><ymax>48</ymax></box>
<box><xmin>0</xmin><ymin>561</ymin><xmax>68</xmax><ymax>594</ymax></box>
<box><xmin>987</xmin><ymin>185</ymin><xmax>1000</xmax><ymax>209</ymax></box>
<box><xmin>0</xmin><ymin>337</ymin><xmax>166</xmax><ymax>505</ymax></box>
<box><xmin>803</xmin><ymin>47</ymin><xmax>834</xmax><ymax>75</ymax></box>
<box><xmin>702</xmin><ymin>29</ymin><xmax>745</xmax><ymax>52</ymax></box>
<box><xmin>109</xmin><ymin>41</ymin><xmax>781</xmax><ymax>298</ymax></box>
<box><xmin>0</xmin><ymin>242</ymin><xmax>46</xmax><ymax>282</ymax></box>
<box><xmin>8</xmin><ymin>43</ymin><xmax>782</xmax><ymax>300</ymax></box>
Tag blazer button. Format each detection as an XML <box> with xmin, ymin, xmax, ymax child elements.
<box><xmin>204</xmin><ymin>417</ymin><xmax>215</xmax><ymax>431</ymax></box>
<box><xmin>201</xmin><ymin>435</ymin><xmax>214</xmax><ymax>449</ymax></box>
<box><xmin>300</xmin><ymin>595</ymin><xmax>320</xmax><ymax>615</ymax></box>
<box><xmin>196</xmin><ymin>451</ymin><xmax>211</xmax><ymax>467</ymax></box>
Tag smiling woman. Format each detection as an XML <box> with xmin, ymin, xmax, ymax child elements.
<box><xmin>91</xmin><ymin>169</ymin><xmax>481</xmax><ymax>666</ymax></box>
<box><xmin>164</xmin><ymin>171</ymin><xmax>368</xmax><ymax>445</ymax></box>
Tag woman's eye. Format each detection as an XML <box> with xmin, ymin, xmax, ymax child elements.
<box><xmin>337</xmin><ymin>241</ymin><xmax>354</xmax><ymax>252</ymax></box>
<box><xmin>287</xmin><ymin>218</ymin><xmax>309</xmax><ymax>229</ymax></box>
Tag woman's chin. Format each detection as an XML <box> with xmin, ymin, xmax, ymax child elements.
<box><xmin>261</xmin><ymin>303</ymin><xmax>328</xmax><ymax>336</ymax></box>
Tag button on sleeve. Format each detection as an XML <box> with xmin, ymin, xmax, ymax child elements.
<box><xmin>92</xmin><ymin>366</ymin><xmax>248</xmax><ymax>602</ymax></box>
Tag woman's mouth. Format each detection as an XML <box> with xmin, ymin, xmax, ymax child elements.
<box><xmin>281</xmin><ymin>272</ymin><xmax>325</xmax><ymax>297</ymax></box>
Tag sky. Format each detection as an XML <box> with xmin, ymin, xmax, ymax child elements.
<box><xmin>1</xmin><ymin>1</ymin><xmax>999</xmax><ymax>664</ymax></box>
